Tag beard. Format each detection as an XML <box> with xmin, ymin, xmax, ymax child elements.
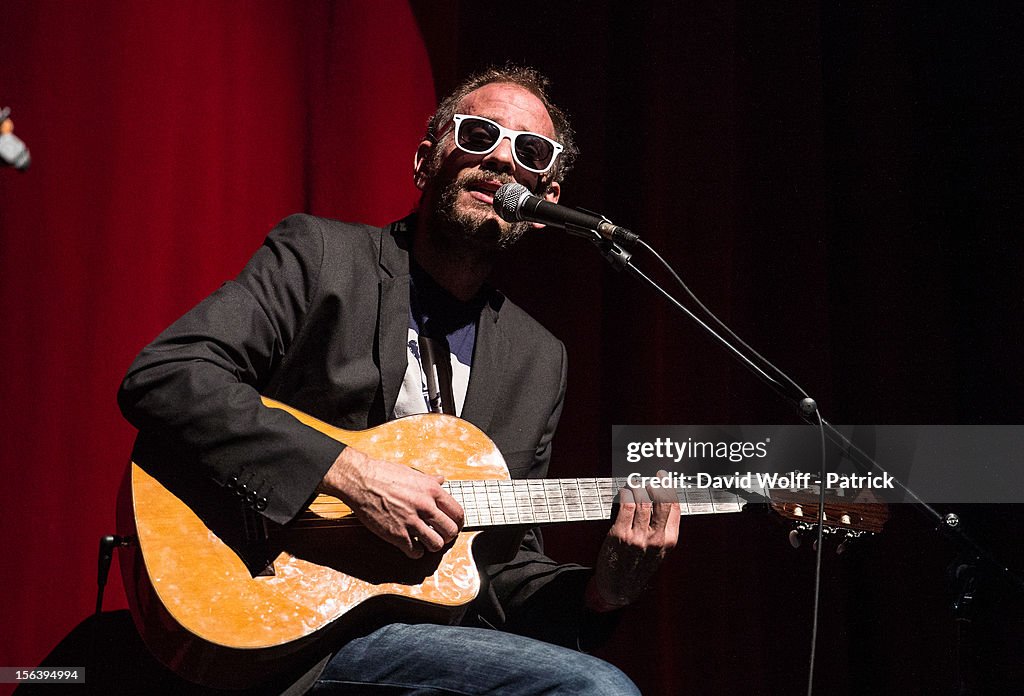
<box><xmin>424</xmin><ymin>166</ymin><xmax>533</xmax><ymax>254</ymax></box>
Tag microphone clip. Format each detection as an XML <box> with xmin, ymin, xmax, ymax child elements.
<box><xmin>574</xmin><ymin>228</ymin><xmax>632</xmax><ymax>271</ymax></box>
<box><xmin>577</xmin><ymin>206</ymin><xmax>640</xmax><ymax>248</ymax></box>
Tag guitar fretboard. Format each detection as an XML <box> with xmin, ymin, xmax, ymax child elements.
<box><xmin>443</xmin><ymin>477</ymin><xmax>748</xmax><ymax>528</ymax></box>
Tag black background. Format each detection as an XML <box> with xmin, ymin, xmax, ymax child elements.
<box><xmin>412</xmin><ymin>2</ymin><xmax>1023</xmax><ymax>693</ymax></box>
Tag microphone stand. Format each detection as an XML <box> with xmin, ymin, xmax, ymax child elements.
<box><xmin>579</xmin><ymin>227</ymin><xmax>1023</xmax><ymax>694</ymax></box>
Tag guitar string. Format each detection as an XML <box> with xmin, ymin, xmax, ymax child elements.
<box><xmin>284</xmin><ymin>492</ymin><xmax>863</xmax><ymax>532</ymax></box>
<box><xmin>290</xmin><ymin>482</ymin><xmax>745</xmax><ymax>529</ymax></box>
<box><xmin>301</xmin><ymin>484</ymin><xmax>742</xmax><ymax>510</ymax></box>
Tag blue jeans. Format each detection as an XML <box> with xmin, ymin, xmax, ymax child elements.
<box><xmin>311</xmin><ymin>623</ymin><xmax>641</xmax><ymax>695</ymax></box>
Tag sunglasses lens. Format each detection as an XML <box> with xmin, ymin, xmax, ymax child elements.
<box><xmin>457</xmin><ymin>118</ymin><xmax>500</xmax><ymax>153</ymax></box>
<box><xmin>514</xmin><ymin>135</ymin><xmax>554</xmax><ymax>172</ymax></box>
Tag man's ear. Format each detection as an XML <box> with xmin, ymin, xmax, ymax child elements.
<box><xmin>413</xmin><ymin>139</ymin><xmax>434</xmax><ymax>191</ymax></box>
<box><xmin>530</xmin><ymin>180</ymin><xmax>561</xmax><ymax>229</ymax></box>
<box><xmin>544</xmin><ymin>180</ymin><xmax>560</xmax><ymax>204</ymax></box>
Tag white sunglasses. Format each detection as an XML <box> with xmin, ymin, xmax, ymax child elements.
<box><xmin>443</xmin><ymin>114</ymin><xmax>563</xmax><ymax>174</ymax></box>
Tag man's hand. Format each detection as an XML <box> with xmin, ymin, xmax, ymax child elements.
<box><xmin>586</xmin><ymin>471</ymin><xmax>680</xmax><ymax>612</ymax></box>
<box><xmin>320</xmin><ymin>446</ymin><xmax>464</xmax><ymax>559</ymax></box>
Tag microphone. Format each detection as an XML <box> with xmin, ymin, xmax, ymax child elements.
<box><xmin>492</xmin><ymin>183</ymin><xmax>638</xmax><ymax>246</ymax></box>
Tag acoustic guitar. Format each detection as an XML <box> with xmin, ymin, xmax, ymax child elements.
<box><xmin>119</xmin><ymin>397</ymin><xmax>887</xmax><ymax>688</ymax></box>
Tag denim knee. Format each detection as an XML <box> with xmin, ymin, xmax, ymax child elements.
<box><xmin>561</xmin><ymin>653</ymin><xmax>641</xmax><ymax>695</ymax></box>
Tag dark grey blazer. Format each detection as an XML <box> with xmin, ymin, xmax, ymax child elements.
<box><xmin>118</xmin><ymin>214</ymin><xmax>603</xmax><ymax>655</ymax></box>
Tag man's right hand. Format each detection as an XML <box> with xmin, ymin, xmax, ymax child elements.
<box><xmin>320</xmin><ymin>446</ymin><xmax>464</xmax><ymax>559</ymax></box>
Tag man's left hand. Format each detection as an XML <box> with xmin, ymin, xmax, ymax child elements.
<box><xmin>586</xmin><ymin>470</ymin><xmax>680</xmax><ymax>612</ymax></box>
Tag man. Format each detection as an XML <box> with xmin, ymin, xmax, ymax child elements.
<box><xmin>119</xmin><ymin>65</ymin><xmax>678</xmax><ymax>694</ymax></box>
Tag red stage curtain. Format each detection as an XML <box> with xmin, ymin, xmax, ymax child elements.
<box><xmin>0</xmin><ymin>2</ymin><xmax>433</xmax><ymax>689</ymax></box>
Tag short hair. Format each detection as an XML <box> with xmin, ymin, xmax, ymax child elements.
<box><xmin>425</xmin><ymin>64</ymin><xmax>578</xmax><ymax>184</ymax></box>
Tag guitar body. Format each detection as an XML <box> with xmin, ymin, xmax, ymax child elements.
<box><xmin>118</xmin><ymin>399</ymin><xmax>510</xmax><ymax>689</ymax></box>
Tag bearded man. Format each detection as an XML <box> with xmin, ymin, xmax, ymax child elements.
<box><xmin>119</xmin><ymin>65</ymin><xmax>678</xmax><ymax>695</ymax></box>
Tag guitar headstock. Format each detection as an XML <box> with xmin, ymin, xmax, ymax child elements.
<box><xmin>768</xmin><ymin>486</ymin><xmax>890</xmax><ymax>550</ymax></box>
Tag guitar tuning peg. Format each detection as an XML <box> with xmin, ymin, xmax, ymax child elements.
<box><xmin>836</xmin><ymin>540</ymin><xmax>847</xmax><ymax>555</ymax></box>
<box><xmin>788</xmin><ymin>529</ymin><xmax>802</xmax><ymax>548</ymax></box>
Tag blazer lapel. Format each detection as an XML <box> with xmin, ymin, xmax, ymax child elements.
<box><xmin>462</xmin><ymin>296</ymin><xmax>509</xmax><ymax>434</ymax></box>
<box><xmin>377</xmin><ymin>219</ymin><xmax>412</xmax><ymax>420</ymax></box>
<box><xmin>377</xmin><ymin>275</ymin><xmax>409</xmax><ymax>420</ymax></box>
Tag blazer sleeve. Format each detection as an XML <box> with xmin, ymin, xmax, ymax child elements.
<box><xmin>118</xmin><ymin>214</ymin><xmax>346</xmax><ymax>525</ymax></box>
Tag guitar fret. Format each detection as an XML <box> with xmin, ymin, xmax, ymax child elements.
<box><xmin>581</xmin><ymin>479</ymin><xmax>608</xmax><ymax>520</ymax></box>
<box><xmin>529</xmin><ymin>480</ymin><xmax>550</xmax><ymax>523</ymax></box>
<box><xmin>681</xmin><ymin>488</ymin><xmax>714</xmax><ymax>514</ymax></box>
<box><xmin>514</xmin><ymin>480</ymin><xmax>534</xmax><ymax>523</ymax></box>
<box><xmin>598</xmin><ymin>479</ymin><xmax>616</xmax><ymax>519</ymax></box>
<box><xmin>563</xmin><ymin>479</ymin><xmax>584</xmax><ymax>521</ymax></box>
<box><xmin>545</xmin><ymin>480</ymin><xmax>567</xmax><ymax>522</ymax></box>
<box><xmin>483</xmin><ymin>481</ymin><xmax>500</xmax><ymax>525</ymax></box>
<box><xmin>500</xmin><ymin>484</ymin><xmax>520</xmax><ymax>525</ymax></box>
<box><xmin>710</xmin><ymin>489</ymin><xmax>742</xmax><ymax>512</ymax></box>
<box><xmin>475</xmin><ymin>481</ymin><xmax>493</xmax><ymax>525</ymax></box>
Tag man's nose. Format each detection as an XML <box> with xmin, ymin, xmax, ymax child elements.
<box><xmin>481</xmin><ymin>136</ymin><xmax>515</xmax><ymax>173</ymax></box>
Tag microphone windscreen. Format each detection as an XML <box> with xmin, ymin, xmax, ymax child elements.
<box><xmin>492</xmin><ymin>183</ymin><xmax>530</xmax><ymax>222</ymax></box>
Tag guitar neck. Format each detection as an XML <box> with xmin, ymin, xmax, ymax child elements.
<box><xmin>443</xmin><ymin>477</ymin><xmax>748</xmax><ymax>528</ymax></box>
